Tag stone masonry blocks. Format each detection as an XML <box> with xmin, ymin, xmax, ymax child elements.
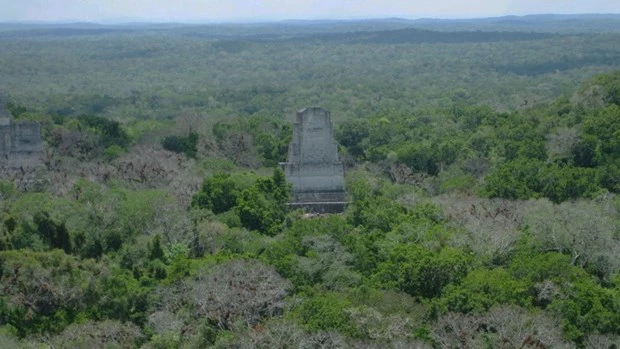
<box><xmin>282</xmin><ymin>108</ymin><xmax>347</xmax><ymax>213</ymax></box>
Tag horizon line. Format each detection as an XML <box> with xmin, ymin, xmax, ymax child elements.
<box><xmin>2</xmin><ymin>12</ymin><xmax>620</xmax><ymax>26</ymax></box>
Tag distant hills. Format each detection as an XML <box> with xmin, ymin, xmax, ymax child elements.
<box><xmin>1</xmin><ymin>13</ymin><xmax>620</xmax><ymax>36</ymax></box>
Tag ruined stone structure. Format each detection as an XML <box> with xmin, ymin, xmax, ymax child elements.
<box><xmin>0</xmin><ymin>105</ymin><xmax>43</xmax><ymax>168</ymax></box>
<box><xmin>0</xmin><ymin>97</ymin><xmax>9</xmax><ymax>119</ymax></box>
<box><xmin>282</xmin><ymin>108</ymin><xmax>347</xmax><ymax>213</ymax></box>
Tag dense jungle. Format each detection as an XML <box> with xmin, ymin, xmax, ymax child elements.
<box><xmin>0</xmin><ymin>14</ymin><xmax>619</xmax><ymax>348</ymax></box>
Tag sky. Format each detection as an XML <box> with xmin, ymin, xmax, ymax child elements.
<box><xmin>1</xmin><ymin>0</ymin><xmax>620</xmax><ymax>23</ymax></box>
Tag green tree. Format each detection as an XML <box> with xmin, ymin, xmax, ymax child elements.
<box><xmin>33</xmin><ymin>212</ymin><xmax>73</xmax><ymax>254</ymax></box>
<box><xmin>149</xmin><ymin>234</ymin><xmax>165</xmax><ymax>261</ymax></box>
<box><xmin>77</xmin><ymin>114</ymin><xmax>131</xmax><ymax>149</ymax></box>
<box><xmin>295</xmin><ymin>293</ymin><xmax>360</xmax><ymax>336</ymax></box>
<box><xmin>237</xmin><ymin>185</ymin><xmax>283</xmax><ymax>235</ymax></box>
<box><xmin>336</xmin><ymin>119</ymin><xmax>370</xmax><ymax>159</ymax></box>
<box><xmin>373</xmin><ymin>245</ymin><xmax>470</xmax><ymax>298</ymax></box>
<box><xmin>236</xmin><ymin>169</ymin><xmax>290</xmax><ymax>235</ymax></box>
<box><xmin>161</xmin><ymin>132</ymin><xmax>198</xmax><ymax>158</ymax></box>
<box><xmin>438</xmin><ymin>268</ymin><xmax>530</xmax><ymax>313</ymax></box>
<box><xmin>192</xmin><ymin>173</ymin><xmax>241</xmax><ymax>214</ymax></box>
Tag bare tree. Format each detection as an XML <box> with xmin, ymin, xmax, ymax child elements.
<box><xmin>353</xmin><ymin>339</ymin><xmax>433</xmax><ymax>349</ymax></box>
<box><xmin>436</xmin><ymin>194</ymin><xmax>525</xmax><ymax>263</ymax></box>
<box><xmin>110</xmin><ymin>144</ymin><xmax>202</xmax><ymax>206</ymax></box>
<box><xmin>461</xmin><ymin>157</ymin><xmax>489</xmax><ymax>179</ymax></box>
<box><xmin>431</xmin><ymin>312</ymin><xmax>482</xmax><ymax>349</ymax></box>
<box><xmin>146</xmin><ymin>310</ymin><xmax>185</xmax><ymax>337</ymax></box>
<box><xmin>545</xmin><ymin>127</ymin><xmax>579</xmax><ymax>163</ymax></box>
<box><xmin>188</xmin><ymin>260</ymin><xmax>292</xmax><ymax>330</ymax></box>
<box><xmin>345</xmin><ymin>306</ymin><xmax>416</xmax><ymax>341</ymax></box>
<box><xmin>432</xmin><ymin>306</ymin><xmax>574</xmax><ymax>349</ymax></box>
<box><xmin>47</xmin><ymin>320</ymin><xmax>145</xmax><ymax>349</ymax></box>
<box><xmin>296</xmin><ymin>234</ymin><xmax>361</xmax><ymax>291</ymax></box>
<box><xmin>235</xmin><ymin>319</ymin><xmax>307</xmax><ymax>349</ymax></box>
<box><xmin>583</xmin><ymin>333</ymin><xmax>620</xmax><ymax>349</ymax></box>
<box><xmin>523</xmin><ymin>198</ymin><xmax>619</xmax><ymax>274</ymax></box>
<box><xmin>219</xmin><ymin>131</ymin><xmax>261</xmax><ymax>168</ymax></box>
<box><xmin>482</xmin><ymin>305</ymin><xmax>573</xmax><ymax>349</ymax></box>
<box><xmin>300</xmin><ymin>331</ymin><xmax>349</xmax><ymax>349</ymax></box>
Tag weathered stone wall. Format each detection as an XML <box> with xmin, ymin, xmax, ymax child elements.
<box><xmin>0</xmin><ymin>118</ymin><xmax>43</xmax><ymax>168</ymax></box>
<box><xmin>0</xmin><ymin>95</ymin><xmax>9</xmax><ymax>119</ymax></box>
<box><xmin>282</xmin><ymin>107</ymin><xmax>347</xmax><ymax>213</ymax></box>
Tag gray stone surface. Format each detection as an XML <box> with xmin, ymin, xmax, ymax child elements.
<box><xmin>282</xmin><ymin>107</ymin><xmax>347</xmax><ymax>213</ymax></box>
<box><xmin>0</xmin><ymin>115</ymin><xmax>43</xmax><ymax>168</ymax></box>
<box><xmin>0</xmin><ymin>95</ymin><xmax>9</xmax><ymax>119</ymax></box>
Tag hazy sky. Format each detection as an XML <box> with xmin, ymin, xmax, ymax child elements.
<box><xmin>2</xmin><ymin>0</ymin><xmax>620</xmax><ymax>22</ymax></box>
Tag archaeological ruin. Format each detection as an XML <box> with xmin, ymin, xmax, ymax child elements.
<box><xmin>282</xmin><ymin>107</ymin><xmax>347</xmax><ymax>213</ymax></box>
<box><xmin>0</xmin><ymin>101</ymin><xmax>43</xmax><ymax>168</ymax></box>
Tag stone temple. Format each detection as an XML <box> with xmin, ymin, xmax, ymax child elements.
<box><xmin>282</xmin><ymin>108</ymin><xmax>347</xmax><ymax>213</ymax></box>
<box><xmin>0</xmin><ymin>100</ymin><xmax>43</xmax><ymax>168</ymax></box>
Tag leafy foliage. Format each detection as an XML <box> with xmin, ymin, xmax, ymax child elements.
<box><xmin>161</xmin><ymin>132</ymin><xmax>198</xmax><ymax>158</ymax></box>
<box><xmin>373</xmin><ymin>245</ymin><xmax>471</xmax><ymax>298</ymax></box>
<box><xmin>192</xmin><ymin>173</ymin><xmax>246</xmax><ymax>213</ymax></box>
<box><xmin>236</xmin><ymin>168</ymin><xmax>291</xmax><ymax>235</ymax></box>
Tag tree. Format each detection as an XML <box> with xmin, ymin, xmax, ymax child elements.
<box><xmin>373</xmin><ymin>245</ymin><xmax>470</xmax><ymax>298</ymax></box>
<box><xmin>295</xmin><ymin>292</ymin><xmax>360</xmax><ymax>336</ymax></box>
<box><xmin>48</xmin><ymin>320</ymin><xmax>145</xmax><ymax>348</ymax></box>
<box><xmin>484</xmin><ymin>159</ymin><xmax>600</xmax><ymax>203</ymax></box>
<box><xmin>236</xmin><ymin>169</ymin><xmax>290</xmax><ymax>235</ymax></box>
<box><xmin>348</xmin><ymin>194</ymin><xmax>407</xmax><ymax>233</ymax></box>
<box><xmin>161</xmin><ymin>132</ymin><xmax>198</xmax><ymax>158</ymax></box>
<box><xmin>437</xmin><ymin>268</ymin><xmax>530</xmax><ymax>313</ymax></box>
<box><xmin>0</xmin><ymin>250</ymin><xmax>92</xmax><ymax>336</ymax></box>
<box><xmin>523</xmin><ymin>199</ymin><xmax>619</xmax><ymax>278</ymax></box>
<box><xmin>396</xmin><ymin>143</ymin><xmax>440</xmax><ymax>176</ymax></box>
<box><xmin>546</xmin><ymin>127</ymin><xmax>579</xmax><ymax>164</ymax></box>
<box><xmin>188</xmin><ymin>260</ymin><xmax>292</xmax><ymax>330</ymax></box>
<box><xmin>431</xmin><ymin>312</ymin><xmax>482</xmax><ymax>349</ymax></box>
<box><xmin>483</xmin><ymin>158</ymin><xmax>540</xmax><ymax>200</ymax></box>
<box><xmin>148</xmin><ymin>234</ymin><xmax>165</xmax><ymax>261</ymax></box>
<box><xmin>76</xmin><ymin>114</ymin><xmax>131</xmax><ymax>149</ymax></box>
<box><xmin>237</xmin><ymin>185</ymin><xmax>283</xmax><ymax>235</ymax></box>
<box><xmin>33</xmin><ymin>211</ymin><xmax>73</xmax><ymax>253</ymax></box>
<box><xmin>432</xmin><ymin>306</ymin><xmax>574</xmax><ymax>349</ymax></box>
<box><xmin>336</xmin><ymin>119</ymin><xmax>370</xmax><ymax>159</ymax></box>
<box><xmin>437</xmin><ymin>195</ymin><xmax>524</xmax><ymax>264</ymax></box>
<box><xmin>192</xmin><ymin>173</ymin><xmax>242</xmax><ymax>214</ymax></box>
